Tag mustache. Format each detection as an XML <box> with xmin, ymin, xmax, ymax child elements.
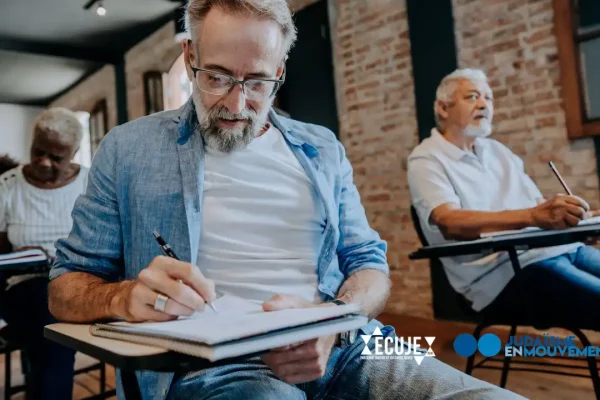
<box><xmin>209</xmin><ymin>106</ymin><xmax>257</xmax><ymax>121</ymax></box>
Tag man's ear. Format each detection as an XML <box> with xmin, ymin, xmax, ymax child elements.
<box><xmin>435</xmin><ymin>100</ymin><xmax>449</xmax><ymax>120</ymax></box>
<box><xmin>71</xmin><ymin>146</ymin><xmax>80</xmax><ymax>161</ymax></box>
<box><xmin>182</xmin><ymin>40</ymin><xmax>195</xmax><ymax>81</ymax></box>
<box><xmin>276</xmin><ymin>61</ymin><xmax>286</xmax><ymax>80</ymax></box>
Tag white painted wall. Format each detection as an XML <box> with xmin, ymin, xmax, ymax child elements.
<box><xmin>0</xmin><ymin>104</ymin><xmax>44</xmax><ymax>162</ymax></box>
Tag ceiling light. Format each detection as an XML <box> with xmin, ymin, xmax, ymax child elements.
<box><xmin>97</xmin><ymin>3</ymin><xmax>106</xmax><ymax>16</ymax></box>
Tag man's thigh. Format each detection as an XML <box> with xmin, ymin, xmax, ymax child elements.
<box><xmin>526</xmin><ymin>253</ymin><xmax>600</xmax><ymax>309</ymax></box>
<box><xmin>167</xmin><ymin>359</ymin><xmax>306</xmax><ymax>400</ymax></box>
<box><xmin>309</xmin><ymin>325</ymin><xmax>524</xmax><ymax>400</ymax></box>
<box><xmin>572</xmin><ymin>245</ymin><xmax>600</xmax><ymax>277</ymax></box>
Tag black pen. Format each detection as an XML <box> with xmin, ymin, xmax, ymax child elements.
<box><xmin>152</xmin><ymin>231</ymin><xmax>217</xmax><ymax>313</ymax></box>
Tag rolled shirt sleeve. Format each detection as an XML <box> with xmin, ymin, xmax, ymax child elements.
<box><xmin>407</xmin><ymin>156</ymin><xmax>461</xmax><ymax>230</ymax></box>
<box><xmin>51</xmin><ymin>130</ymin><xmax>124</xmax><ymax>282</ymax></box>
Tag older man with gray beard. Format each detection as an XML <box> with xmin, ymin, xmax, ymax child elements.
<box><xmin>48</xmin><ymin>1</ymin><xmax>521</xmax><ymax>399</ymax></box>
<box><xmin>409</xmin><ymin>68</ymin><xmax>600</xmax><ymax>327</ymax></box>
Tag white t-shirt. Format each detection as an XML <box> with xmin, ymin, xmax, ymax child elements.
<box><xmin>197</xmin><ymin>125</ymin><xmax>325</xmax><ymax>303</ymax></box>
<box><xmin>0</xmin><ymin>165</ymin><xmax>89</xmax><ymax>288</ymax></box>
<box><xmin>408</xmin><ymin>129</ymin><xmax>581</xmax><ymax>311</ymax></box>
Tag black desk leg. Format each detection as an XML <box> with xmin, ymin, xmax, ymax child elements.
<box><xmin>506</xmin><ymin>247</ymin><xmax>532</xmax><ymax>315</ymax></box>
<box><xmin>121</xmin><ymin>370</ymin><xmax>143</xmax><ymax>400</ymax></box>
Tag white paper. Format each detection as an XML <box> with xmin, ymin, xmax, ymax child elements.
<box><xmin>480</xmin><ymin>215</ymin><xmax>600</xmax><ymax>238</ymax></box>
<box><xmin>0</xmin><ymin>249</ymin><xmax>47</xmax><ymax>264</ymax></box>
<box><xmin>108</xmin><ymin>295</ymin><xmax>360</xmax><ymax>345</ymax></box>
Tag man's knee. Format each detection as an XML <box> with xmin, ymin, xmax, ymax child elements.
<box><xmin>169</xmin><ymin>367</ymin><xmax>307</xmax><ymax>400</ymax></box>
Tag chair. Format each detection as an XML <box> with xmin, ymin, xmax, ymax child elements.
<box><xmin>0</xmin><ymin>323</ymin><xmax>115</xmax><ymax>400</ymax></box>
<box><xmin>409</xmin><ymin>205</ymin><xmax>600</xmax><ymax>398</ymax></box>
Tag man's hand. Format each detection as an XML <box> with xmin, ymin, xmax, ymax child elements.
<box><xmin>110</xmin><ymin>256</ymin><xmax>216</xmax><ymax>322</ymax></box>
<box><xmin>531</xmin><ymin>194</ymin><xmax>590</xmax><ymax>230</ymax></box>
<box><xmin>261</xmin><ymin>294</ymin><xmax>337</xmax><ymax>384</ymax></box>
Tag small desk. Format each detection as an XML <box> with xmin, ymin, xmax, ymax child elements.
<box><xmin>44</xmin><ymin>324</ymin><xmax>260</xmax><ymax>400</ymax></box>
<box><xmin>408</xmin><ymin>223</ymin><xmax>600</xmax><ymax>323</ymax></box>
<box><xmin>409</xmin><ymin>223</ymin><xmax>600</xmax><ymax>261</ymax></box>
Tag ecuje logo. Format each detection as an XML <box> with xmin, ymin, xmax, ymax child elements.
<box><xmin>360</xmin><ymin>327</ymin><xmax>436</xmax><ymax>365</ymax></box>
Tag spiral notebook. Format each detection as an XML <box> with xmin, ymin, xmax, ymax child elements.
<box><xmin>480</xmin><ymin>215</ymin><xmax>600</xmax><ymax>238</ymax></box>
<box><xmin>90</xmin><ymin>295</ymin><xmax>367</xmax><ymax>361</ymax></box>
<box><xmin>0</xmin><ymin>249</ymin><xmax>50</xmax><ymax>272</ymax></box>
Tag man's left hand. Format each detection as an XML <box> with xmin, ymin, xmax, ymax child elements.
<box><xmin>261</xmin><ymin>294</ymin><xmax>337</xmax><ymax>384</ymax></box>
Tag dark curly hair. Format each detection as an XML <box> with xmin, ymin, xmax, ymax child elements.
<box><xmin>0</xmin><ymin>154</ymin><xmax>19</xmax><ymax>176</ymax></box>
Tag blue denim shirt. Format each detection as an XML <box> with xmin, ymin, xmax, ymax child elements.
<box><xmin>50</xmin><ymin>99</ymin><xmax>388</xmax><ymax>399</ymax></box>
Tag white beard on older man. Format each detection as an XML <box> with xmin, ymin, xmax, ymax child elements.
<box><xmin>192</xmin><ymin>88</ymin><xmax>273</xmax><ymax>153</ymax></box>
<box><xmin>464</xmin><ymin>118</ymin><xmax>492</xmax><ymax>138</ymax></box>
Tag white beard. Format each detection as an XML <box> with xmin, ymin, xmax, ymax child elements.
<box><xmin>464</xmin><ymin>119</ymin><xmax>492</xmax><ymax>138</ymax></box>
<box><xmin>191</xmin><ymin>88</ymin><xmax>273</xmax><ymax>153</ymax></box>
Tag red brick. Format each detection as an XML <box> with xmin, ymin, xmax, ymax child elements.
<box><xmin>535</xmin><ymin>116</ymin><xmax>557</xmax><ymax>127</ymax></box>
<box><xmin>525</xmin><ymin>27</ymin><xmax>555</xmax><ymax>44</ymax></box>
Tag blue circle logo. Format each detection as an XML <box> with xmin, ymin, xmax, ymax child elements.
<box><xmin>478</xmin><ymin>333</ymin><xmax>502</xmax><ymax>357</ymax></box>
<box><xmin>454</xmin><ymin>333</ymin><xmax>502</xmax><ymax>357</ymax></box>
<box><xmin>454</xmin><ymin>333</ymin><xmax>477</xmax><ymax>357</ymax></box>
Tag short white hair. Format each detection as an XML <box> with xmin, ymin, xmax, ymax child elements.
<box><xmin>184</xmin><ymin>0</ymin><xmax>297</xmax><ymax>60</ymax></box>
<box><xmin>434</xmin><ymin>68</ymin><xmax>489</xmax><ymax>129</ymax></box>
<box><xmin>34</xmin><ymin>107</ymin><xmax>83</xmax><ymax>145</ymax></box>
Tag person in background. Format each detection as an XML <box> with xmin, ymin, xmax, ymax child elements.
<box><xmin>0</xmin><ymin>107</ymin><xmax>89</xmax><ymax>399</ymax></box>
<box><xmin>0</xmin><ymin>154</ymin><xmax>19</xmax><ymax>175</ymax></box>
<box><xmin>408</xmin><ymin>68</ymin><xmax>600</xmax><ymax>327</ymax></box>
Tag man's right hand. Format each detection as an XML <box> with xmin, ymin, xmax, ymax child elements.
<box><xmin>110</xmin><ymin>256</ymin><xmax>216</xmax><ymax>322</ymax></box>
<box><xmin>531</xmin><ymin>194</ymin><xmax>590</xmax><ymax>230</ymax></box>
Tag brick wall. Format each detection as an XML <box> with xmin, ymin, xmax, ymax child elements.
<box><xmin>328</xmin><ymin>0</ymin><xmax>428</xmax><ymax>316</ymax></box>
<box><xmin>50</xmin><ymin>65</ymin><xmax>117</xmax><ymax>130</ymax></box>
<box><xmin>453</xmin><ymin>0</ymin><xmax>600</xmax><ymax>207</ymax></box>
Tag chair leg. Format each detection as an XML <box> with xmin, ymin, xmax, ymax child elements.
<box><xmin>570</xmin><ymin>328</ymin><xmax>600</xmax><ymax>400</ymax></box>
<box><xmin>500</xmin><ymin>324</ymin><xmax>517</xmax><ymax>388</ymax></box>
<box><xmin>4</xmin><ymin>351</ymin><xmax>11</xmax><ymax>400</ymax></box>
<box><xmin>465</xmin><ymin>323</ymin><xmax>486</xmax><ymax>375</ymax></box>
<box><xmin>100</xmin><ymin>362</ymin><xmax>106</xmax><ymax>394</ymax></box>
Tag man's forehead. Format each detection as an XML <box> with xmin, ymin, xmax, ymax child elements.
<box><xmin>456</xmin><ymin>78</ymin><xmax>492</xmax><ymax>94</ymax></box>
<box><xmin>196</xmin><ymin>8</ymin><xmax>283</xmax><ymax>72</ymax></box>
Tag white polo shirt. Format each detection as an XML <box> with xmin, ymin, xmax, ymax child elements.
<box><xmin>407</xmin><ymin>128</ymin><xmax>581</xmax><ymax>311</ymax></box>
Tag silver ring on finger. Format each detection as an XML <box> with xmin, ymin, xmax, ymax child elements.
<box><xmin>154</xmin><ymin>293</ymin><xmax>169</xmax><ymax>313</ymax></box>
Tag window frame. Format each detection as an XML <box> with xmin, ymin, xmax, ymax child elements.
<box><xmin>89</xmin><ymin>99</ymin><xmax>108</xmax><ymax>155</ymax></box>
<box><xmin>554</xmin><ymin>0</ymin><xmax>600</xmax><ymax>138</ymax></box>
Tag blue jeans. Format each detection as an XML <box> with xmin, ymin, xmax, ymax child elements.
<box><xmin>0</xmin><ymin>277</ymin><xmax>75</xmax><ymax>400</ymax></box>
<box><xmin>168</xmin><ymin>323</ymin><xmax>522</xmax><ymax>399</ymax></box>
<box><xmin>483</xmin><ymin>246</ymin><xmax>600</xmax><ymax>329</ymax></box>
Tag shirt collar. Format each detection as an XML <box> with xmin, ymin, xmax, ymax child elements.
<box><xmin>430</xmin><ymin>128</ymin><xmax>486</xmax><ymax>161</ymax></box>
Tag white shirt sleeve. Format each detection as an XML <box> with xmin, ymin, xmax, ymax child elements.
<box><xmin>0</xmin><ymin>179</ymin><xmax>8</xmax><ymax>232</ymax></box>
<box><xmin>407</xmin><ymin>156</ymin><xmax>461</xmax><ymax>229</ymax></box>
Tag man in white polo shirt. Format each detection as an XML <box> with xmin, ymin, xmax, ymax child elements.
<box><xmin>408</xmin><ymin>68</ymin><xmax>600</xmax><ymax>325</ymax></box>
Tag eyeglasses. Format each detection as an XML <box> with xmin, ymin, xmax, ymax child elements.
<box><xmin>189</xmin><ymin>64</ymin><xmax>285</xmax><ymax>101</ymax></box>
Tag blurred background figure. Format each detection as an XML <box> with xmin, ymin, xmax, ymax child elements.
<box><xmin>0</xmin><ymin>107</ymin><xmax>89</xmax><ymax>400</ymax></box>
<box><xmin>0</xmin><ymin>154</ymin><xmax>19</xmax><ymax>176</ymax></box>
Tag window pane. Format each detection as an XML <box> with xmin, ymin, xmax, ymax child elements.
<box><xmin>580</xmin><ymin>37</ymin><xmax>600</xmax><ymax>120</ymax></box>
<box><xmin>577</xmin><ymin>0</ymin><xmax>600</xmax><ymax>36</ymax></box>
<box><xmin>74</xmin><ymin>111</ymin><xmax>91</xmax><ymax>168</ymax></box>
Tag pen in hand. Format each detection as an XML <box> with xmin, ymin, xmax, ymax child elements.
<box><xmin>548</xmin><ymin>161</ymin><xmax>573</xmax><ymax>196</ymax></box>
<box><xmin>152</xmin><ymin>231</ymin><xmax>218</xmax><ymax>313</ymax></box>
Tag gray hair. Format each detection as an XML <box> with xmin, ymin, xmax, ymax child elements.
<box><xmin>434</xmin><ymin>68</ymin><xmax>489</xmax><ymax>130</ymax></box>
<box><xmin>184</xmin><ymin>0</ymin><xmax>297</xmax><ymax>59</ymax></box>
<box><xmin>34</xmin><ymin>107</ymin><xmax>83</xmax><ymax>145</ymax></box>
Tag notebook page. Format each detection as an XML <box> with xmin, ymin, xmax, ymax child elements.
<box><xmin>480</xmin><ymin>215</ymin><xmax>600</xmax><ymax>238</ymax></box>
<box><xmin>0</xmin><ymin>249</ymin><xmax>47</xmax><ymax>265</ymax></box>
<box><xmin>106</xmin><ymin>298</ymin><xmax>360</xmax><ymax>345</ymax></box>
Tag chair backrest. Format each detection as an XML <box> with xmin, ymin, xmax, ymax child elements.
<box><xmin>409</xmin><ymin>205</ymin><xmax>478</xmax><ymax>323</ymax></box>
